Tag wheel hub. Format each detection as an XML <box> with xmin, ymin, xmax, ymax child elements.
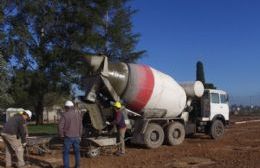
<box><xmin>173</xmin><ymin>129</ymin><xmax>181</xmax><ymax>138</ymax></box>
<box><xmin>150</xmin><ymin>131</ymin><xmax>159</xmax><ymax>142</ymax></box>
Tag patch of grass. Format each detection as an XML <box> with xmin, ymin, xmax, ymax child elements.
<box><xmin>28</xmin><ymin>123</ymin><xmax>58</xmax><ymax>135</ymax></box>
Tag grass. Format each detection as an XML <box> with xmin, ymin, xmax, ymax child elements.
<box><xmin>27</xmin><ymin>123</ymin><xmax>58</xmax><ymax>135</ymax></box>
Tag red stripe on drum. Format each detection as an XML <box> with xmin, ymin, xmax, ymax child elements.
<box><xmin>128</xmin><ymin>65</ymin><xmax>154</xmax><ymax>111</ymax></box>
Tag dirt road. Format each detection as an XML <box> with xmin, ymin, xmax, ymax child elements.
<box><xmin>1</xmin><ymin>116</ymin><xmax>260</xmax><ymax>168</ymax></box>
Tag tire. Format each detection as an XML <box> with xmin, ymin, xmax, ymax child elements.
<box><xmin>166</xmin><ymin>122</ymin><xmax>185</xmax><ymax>146</ymax></box>
<box><xmin>144</xmin><ymin>123</ymin><xmax>164</xmax><ymax>149</ymax></box>
<box><xmin>210</xmin><ymin>120</ymin><xmax>225</xmax><ymax>139</ymax></box>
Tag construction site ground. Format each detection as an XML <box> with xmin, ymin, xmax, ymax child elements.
<box><xmin>0</xmin><ymin>115</ymin><xmax>260</xmax><ymax>168</ymax></box>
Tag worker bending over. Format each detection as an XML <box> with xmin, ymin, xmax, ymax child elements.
<box><xmin>1</xmin><ymin>110</ymin><xmax>32</xmax><ymax>168</ymax></box>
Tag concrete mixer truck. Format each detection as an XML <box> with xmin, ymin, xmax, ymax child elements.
<box><xmin>79</xmin><ymin>55</ymin><xmax>229</xmax><ymax>157</ymax></box>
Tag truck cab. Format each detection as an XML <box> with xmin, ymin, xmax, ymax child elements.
<box><xmin>201</xmin><ymin>89</ymin><xmax>229</xmax><ymax>122</ymax></box>
<box><xmin>196</xmin><ymin>89</ymin><xmax>230</xmax><ymax>139</ymax></box>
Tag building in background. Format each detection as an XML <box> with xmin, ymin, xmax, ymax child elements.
<box><xmin>43</xmin><ymin>105</ymin><xmax>62</xmax><ymax>123</ymax></box>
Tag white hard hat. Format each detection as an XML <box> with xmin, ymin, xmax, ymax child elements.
<box><xmin>24</xmin><ymin>110</ymin><xmax>32</xmax><ymax>119</ymax></box>
<box><xmin>65</xmin><ymin>100</ymin><xmax>74</xmax><ymax>107</ymax></box>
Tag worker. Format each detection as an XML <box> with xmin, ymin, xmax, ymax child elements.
<box><xmin>1</xmin><ymin>109</ymin><xmax>32</xmax><ymax>168</ymax></box>
<box><xmin>59</xmin><ymin>100</ymin><xmax>83</xmax><ymax>168</ymax></box>
<box><xmin>112</xmin><ymin>101</ymin><xmax>126</xmax><ymax>156</ymax></box>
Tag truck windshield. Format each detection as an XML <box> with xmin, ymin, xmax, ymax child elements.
<box><xmin>220</xmin><ymin>94</ymin><xmax>228</xmax><ymax>104</ymax></box>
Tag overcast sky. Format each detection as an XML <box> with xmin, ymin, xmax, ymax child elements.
<box><xmin>131</xmin><ymin>0</ymin><xmax>260</xmax><ymax>105</ymax></box>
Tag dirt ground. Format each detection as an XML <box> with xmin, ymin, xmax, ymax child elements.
<box><xmin>1</xmin><ymin>115</ymin><xmax>260</xmax><ymax>168</ymax></box>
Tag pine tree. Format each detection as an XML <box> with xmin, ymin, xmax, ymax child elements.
<box><xmin>0</xmin><ymin>52</ymin><xmax>14</xmax><ymax>108</ymax></box>
<box><xmin>0</xmin><ymin>0</ymin><xmax>145</xmax><ymax>124</ymax></box>
<box><xmin>95</xmin><ymin>0</ymin><xmax>146</xmax><ymax>62</ymax></box>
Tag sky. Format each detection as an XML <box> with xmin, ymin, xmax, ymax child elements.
<box><xmin>131</xmin><ymin>0</ymin><xmax>260</xmax><ymax>105</ymax></box>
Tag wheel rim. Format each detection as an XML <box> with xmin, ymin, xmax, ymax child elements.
<box><xmin>150</xmin><ymin>130</ymin><xmax>159</xmax><ymax>142</ymax></box>
<box><xmin>172</xmin><ymin>129</ymin><xmax>181</xmax><ymax>139</ymax></box>
<box><xmin>215</xmin><ymin>123</ymin><xmax>223</xmax><ymax>136</ymax></box>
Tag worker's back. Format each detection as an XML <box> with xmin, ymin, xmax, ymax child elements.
<box><xmin>59</xmin><ymin>109</ymin><xmax>82</xmax><ymax>137</ymax></box>
<box><xmin>3</xmin><ymin>114</ymin><xmax>25</xmax><ymax>135</ymax></box>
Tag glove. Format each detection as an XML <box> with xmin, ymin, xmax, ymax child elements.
<box><xmin>22</xmin><ymin>143</ymin><xmax>27</xmax><ymax>147</ymax></box>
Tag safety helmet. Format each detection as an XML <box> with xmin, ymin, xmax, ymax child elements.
<box><xmin>24</xmin><ymin>110</ymin><xmax>32</xmax><ymax>119</ymax></box>
<box><xmin>113</xmin><ymin>101</ymin><xmax>122</xmax><ymax>109</ymax></box>
<box><xmin>65</xmin><ymin>100</ymin><xmax>74</xmax><ymax>107</ymax></box>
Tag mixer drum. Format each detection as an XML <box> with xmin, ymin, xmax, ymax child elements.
<box><xmin>122</xmin><ymin>64</ymin><xmax>187</xmax><ymax>118</ymax></box>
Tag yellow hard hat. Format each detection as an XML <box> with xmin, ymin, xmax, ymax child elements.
<box><xmin>113</xmin><ymin>101</ymin><xmax>122</xmax><ymax>109</ymax></box>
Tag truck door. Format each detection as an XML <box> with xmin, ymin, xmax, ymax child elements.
<box><xmin>219</xmin><ymin>93</ymin><xmax>229</xmax><ymax>120</ymax></box>
<box><xmin>209</xmin><ymin>92</ymin><xmax>221</xmax><ymax>120</ymax></box>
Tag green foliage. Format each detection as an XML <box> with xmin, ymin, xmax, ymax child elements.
<box><xmin>0</xmin><ymin>0</ymin><xmax>145</xmax><ymax>123</ymax></box>
<box><xmin>0</xmin><ymin>52</ymin><xmax>14</xmax><ymax>108</ymax></box>
<box><xmin>99</xmin><ymin>0</ymin><xmax>146</xmax><ymax>62</ymax></box>
<box><xmin>43</xmin><ymin>92</ymin><xmax>69</xmax><ymax>110</ymax></box>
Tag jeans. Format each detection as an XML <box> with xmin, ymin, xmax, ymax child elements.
<box><xmin>63</xmin><ymin>137</ymin><xmax>80</xmax><ymax>168</ymax></box>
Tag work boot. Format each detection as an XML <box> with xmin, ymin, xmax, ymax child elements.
<box><xmin>114</xmin><ymin>151</ymin><xmax>125</xmax><ymax>156</ymax></box>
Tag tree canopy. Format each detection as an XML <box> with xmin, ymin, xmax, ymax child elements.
<box><xmin>0</xmin><ymin>52</ymin><xmax>14</xmax><ymax>108</ymax></box>
<box><xmin>0</xmin><ymin>0</ymin><xmax>145</xmax><ymax>124</ymax></box>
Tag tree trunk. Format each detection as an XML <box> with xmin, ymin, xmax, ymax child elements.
<box><xmin>35</xmin><ymin>100</ymin><xmax>44</xmax><ymax>125</ymax></box>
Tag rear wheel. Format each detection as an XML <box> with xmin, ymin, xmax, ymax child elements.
<box><xmin>144</xmin><ymin>123</ymin><xmax>164</xmax><ymax>149</ymax></box>
<box><xmin>166</xmin><ymin>122</ymin><xmax>185</xmax><ymax>146</ymax></box>
<box><xmin>210</xmin><ymin>120</ymin><xmax>224</xmax><ymax>139</ymax></box>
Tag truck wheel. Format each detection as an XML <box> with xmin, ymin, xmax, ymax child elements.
<box><xmin>144</xmin><ymin>123</ymin><xmax>164</xmax><ymax>149</ymax></box>
<box><xmin>210</xmin><ymin>120</ymin><xmax>224</xmax><ymax>139</ymax></box>
<box><xmin>166</xmin><ymin>122</ymin><xmax>185</xmax><ymax>146</ymax></box>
